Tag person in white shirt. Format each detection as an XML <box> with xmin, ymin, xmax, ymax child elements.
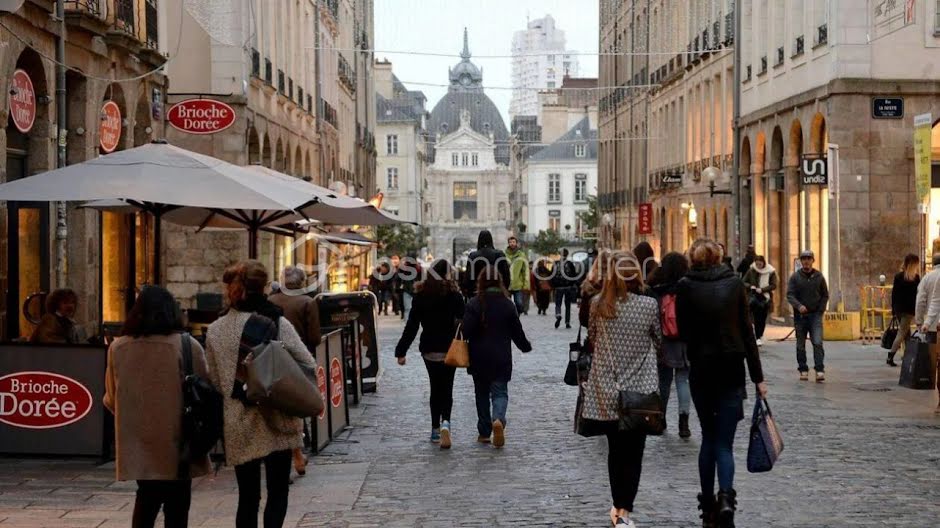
<box><xmin>913</xmin><ymin>253</ymin><xmax>940</xmax><ymax>414</ymax></box>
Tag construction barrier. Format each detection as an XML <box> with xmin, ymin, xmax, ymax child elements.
<box><xmin>860</xmin><ymin>285</ymin><xmax>892</xmax><ymax>345</ymax></box>
<box><xmin>822</xmin><ymin>311</ymin><xmax>862</xmax><ymax>341</ymax></box>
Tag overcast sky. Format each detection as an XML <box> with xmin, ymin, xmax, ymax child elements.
<box><xmin>374</xmin><ymin>0</ymin><xmax>599</xmax><ymax>126</ymax></box>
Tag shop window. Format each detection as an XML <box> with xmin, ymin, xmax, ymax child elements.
<box><xmin>453</xmin><ymin>182</ymin><xmax>478</xmax><ymax>220</ymax></box>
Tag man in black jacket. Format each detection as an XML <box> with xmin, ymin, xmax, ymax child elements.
<box><xmin>551</xmin><ymin>249</ymin><xmax>578</xmax><ymax>329</ymax></box>
<box><xmin>462</xmin><ymin>230</ymin><xmax>510</xmax><ymax>297</ymax></box>
<box><xmin>786</xmin><ymin>250</ymin><xmax>830</xmax><ymax>382</ymax></box>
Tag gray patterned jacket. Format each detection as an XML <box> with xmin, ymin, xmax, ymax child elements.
<box><xmin>581</xmin><ymin>294</ymin><xmax>662</xmax><ymax>422</ymax></box>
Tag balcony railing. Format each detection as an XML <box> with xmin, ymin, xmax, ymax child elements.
<box><xmin>144</xmin><ymin>0</ymin><xmax>157</xmax><ymax>49</ymax></box>
<box><xmin>338</xmin><ymin>55</ymin><xmax>356</xmax><ymax>93</ymax></box>
<box><xmin>66</xmin><ymin>1</ymin><xmax>158</xmax><ymax>51</ymax></box>
<box><xmin>816</xmin><ymin>24</ymin><xmax>828</xmax><ymax>46</ymax></box>
<box><xmin>251</xmin><ymin>48</ymin><xmax>260</xmax><ymax>77</ymax></box>
<box><xmin>794</xmin><ymin>35</ymin><xmax>805</xmax><ymax>56</ymax></box>
<box><xmin>264</xmin><ymin>59</ymin><xmax>273</xmax><ymax>84</ymax></box>
<box><xmin>277</xmin><ymin>69</ymin><xmax>285</xmax><ymax>94</ymax></box>
<box><xmin>114</xmin><ymin>0</ymin><xmax>135</xmax><ymax>36</ymax></box>
<box><xmin>65</xmin><ymin>0</ymin><xmax>104</xmax><ymax>17</ymax></box>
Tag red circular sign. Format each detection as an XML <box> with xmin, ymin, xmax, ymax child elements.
<box><xmin>167</xmin><ymin>99</ymin><xmax>237</xmax><ymax>135</ymax></box>
<box><xmin>0</xmin><ymin>371</ymin><xmax>93</xmax><ymax>429</ymax></box>
<box><xmin>329</xmin><ymin>358</ymin><xmax>343</xmax><ymax>408</ymax></box>
<box><xmin>9</xmin><ymin>69</ymin><xmax>36</xmax><ymax>134</ymax></box>
<box><xmin>316</xmin><ymin>365</ymin><xmax>327</xmax><ymax>420</ymax></box>
<box><xmin>99</xmin><ymin>101</ymin><xmax>122</xmax><ymax>153</ymax></box>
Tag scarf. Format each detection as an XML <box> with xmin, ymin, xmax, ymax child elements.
<box><xmin>750</xmin><ymin>263</ymin><xmax>776</xmax><ymax>299</ymax></box>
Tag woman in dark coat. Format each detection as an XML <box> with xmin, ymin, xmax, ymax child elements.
<box><xmin>463</xmin><ymin>265</ymin><xmax>532</xmax><ymax>448</ymax></box>
<box><xmin>31</xmin><ymin>288</ymin><xmax>81</xmax><ymax>344</ymax></box>
<box><xmin>676</xmin><ymin>239</ymin><xmax>768</xmax><ymax>527</ymax></box>
<box><xmin>533</xmin><ymin>259</ymin><xmax>553</xmax><ymax>315</ymax></box>
<box><xmin>648</xmin><ymin>252</ymin><xmax>693</xmax><ymax>439</ymax></box>
<box><xmin>889</xmin><ymin>254</ymin><xmax>920</xmax><ymax>366</ymax></box>
<box><xmin>395</xmin><ymin>259</ymin><xmax>466</xmax><ymax>449</ymax></box>
<box><xmin>633</xmin><ymin>241</ymin><xmax>659</xmax><ymax>283</ymax></box>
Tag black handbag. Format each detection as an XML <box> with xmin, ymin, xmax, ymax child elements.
<box><xmin>747</xmin><ymin>398</ymin><xmax>784</xmax><ymax>473</ymax></box>
<box><xmin>564</xmin><ymin>326</ymin><xmax>584</xmax><ymax>386</ymax></box>
<box><xmin>880</xmin><ymin>317</ymin><xmax>899</xmax><ymax>350</ymax></box>
<box><xmin>618</xmin><ymin>390</ymin><xmax>666</xmax><ymax>435</ymax></box>
<box><xmin>899</xmin><ymin>333</ymin><xmax>937</xmax><ymax>390</ymax></box>
<box><xmin>749</xmin><ymin>290</ymin><xmax>770</xmax><ymax>311</ymax></box>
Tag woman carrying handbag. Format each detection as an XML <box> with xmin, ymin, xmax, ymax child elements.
<box><xmin>395</xmin><ymin>259</ymin><xmax>466</xmax><ymax>449</ymax></box>
<box><xmin>888</xmin><ymin>254</ymin><xmax>920</xmax><ymax>366</ymax></box>
<box><xmin>578</xmin><ymin>250</ymin><xmax>662</xmax><ymax>528</ymax></box>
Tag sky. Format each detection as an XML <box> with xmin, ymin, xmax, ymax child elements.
<box><xmin>374</xmin><ymin>0</ymin><xmax>600</xmax><ymax>126</ymax></box>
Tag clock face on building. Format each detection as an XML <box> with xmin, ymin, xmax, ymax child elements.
<box><xmin>460</xmin><ymin>74</ymin><xmax>472</xmax><ymax>86</ymax></box>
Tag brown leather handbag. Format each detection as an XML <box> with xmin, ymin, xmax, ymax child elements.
<box><xmin>444</xmin><ymin>323</ymin><xmax>470</xmax><ymax>368</ymax></box>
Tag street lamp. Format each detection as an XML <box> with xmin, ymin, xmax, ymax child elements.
<box><xmin>704</xmin><ymin>166</ymin><xmax>732</xmax><ymax>197</ymax></box>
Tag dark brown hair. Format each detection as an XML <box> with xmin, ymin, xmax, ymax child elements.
<box><xmin>476</xmin><ymin>264</ymin><xmax>507</xmax><ymax>328</ymax></box>
<box><xmin>46</xmin><ymin>289</ymin><xmax>78</xmax><ymax>314</ymax></box>
<box><xmin>223</xmin><ymin>260</ymin><xmax>269</xmax><ymax>306</ymax></box>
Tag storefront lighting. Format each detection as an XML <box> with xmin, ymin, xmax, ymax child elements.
<box><xmin>75</xmin><ymin>127</ymin><xmax>85</xmax><ymax>136</ymax></box>
<box><xmin>688</xmin><ymin>204</ymin><xmax>698</xmax><ymax>228</ymax></box>
<box><xmin>704</xmin><ymin>166</ymin><xmax>732</xmax><ymax>197</ymax></box>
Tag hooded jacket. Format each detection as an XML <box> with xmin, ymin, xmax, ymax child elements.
<box><xmin>742</xmin><ymin>263</ymin><xmax>778</xmax><ymax>303</ymax></box>
<box><xmin>505</xmin><ymin>247</ymin><xmax>530</xmax><ymax>291</ymax></box>
<box><xmin>462</xmin><ymin>231</ymin><xmax>511</xmax><ymax>296</ymax></box>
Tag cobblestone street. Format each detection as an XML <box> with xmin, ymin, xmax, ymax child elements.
<box><xmin>2</xmin><ymin>312</ymin><xmax>940</xmax><ymax>527</ymax></box>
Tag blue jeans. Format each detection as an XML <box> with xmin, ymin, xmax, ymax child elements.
<box><xmin>794</xmin><ymin>312</ymin><xmax>825</xmax><ymax>372</ymax></box>
<box><xmin>402</xmin><ymin>292</ymin><xmax>413</xmax><ymax>318</ymax></box>
<box><xmin>510</xmin><ymin>290</ymin><xmax>524</xmax><ymax>314</ymax></box>
<box><xmin>554</xmin><ymin>286</ymin><xmax>574</xmax><ymax>322</ymax></box>
<box><xmin>472</xmin><ymin>377</ymin><xmax>508</xmax><ymax>437</ymax></box>
<box><xmin>658</xmin><ymin>366</ymin><xmax>691</xmax><ymax>415</ymax></box>
<box><xmin>697</xmin><ymin>390</ymin><xmax>742</xmax><ymax>496</ymax></box>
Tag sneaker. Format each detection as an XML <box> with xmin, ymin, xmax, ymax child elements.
<box><xmin>816</xmin><ymin>371</ymin><xmax>826</xmax><ymax>383</ymax></box>
<box><xmin>555</xmin><ymin>316</ymin><xmax>562</xmax><ymax>329</ymax></box>
<box><xmin>799</xmin><ymin>371</ymin><xmax>809</xmax><ymax>381</ymax></box>
<box><xmin>477</xmin><ymin>435</ymin><xmax>491</xmax><ymax>444</ymax></box>
<box><xmin>430</xmin><ymin>428</ymin><xmax>441</xmax><ymax>443</ymax></box>
<box><xmin>440</xmin><ymin>421</ymin><xmax>452</xmax><ymax>449</ymax></box>
<box><xmin>615</xmin><ymin>517</ymin><xmax>635</xmax><ymax>527</ymax></box>
<box><xmin>492</xmin><ymin>419</ymin><xmax>505</xmax><ymax>448</ymax></box>
<box><xmin>756</xmin><ymin>338</ymin><xmax>763</xmax><ymax>347</ymax></box>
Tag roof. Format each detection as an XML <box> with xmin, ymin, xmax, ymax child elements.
<box><xmin>377</xmin><ymin>93</ymin><xmax>426</xmax><ymax>124</ymax></box>
<box><xmin>527</xmin><ymin>116</ymin><xmax>597</xmax><ymax>162</ymax></box>
<box><xmin>427</xmin><ymin>91</ymin><xmax>510</xmax><ymax>164</ymax></box>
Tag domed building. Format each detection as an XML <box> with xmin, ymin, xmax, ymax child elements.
<box><xmin>425</xmin><ymin>29</ymin><xmax>513</xmax><ymax>262</ymax></box>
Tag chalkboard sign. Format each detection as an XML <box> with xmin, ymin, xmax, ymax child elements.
<box><xmin>872</xmin><ymin>97</ymin><xmax>903</xmax><ymax>119</ymax></box>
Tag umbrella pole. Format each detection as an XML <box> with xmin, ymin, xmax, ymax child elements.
<box><xmin>153</xmin><ymin>212</ymin><xmax>163</xmax><ymax>285</ymax></box>
<box><xmin>249</xmin><ymin>227</ymin><xmax>259</xmax><ymax>259</ymax></box>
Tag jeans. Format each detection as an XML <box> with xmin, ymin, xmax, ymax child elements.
<box><xmin>554</xmin><ymin>286</ymin><xmax>575</xmax><ymax>323</ymax></box>
<box><xmin>234</xmin><ymin>449</ymin><xmax>292</xmax><ymax>528</ymax></box>
<box><xmin>510</xmin><ymin>290</ymin><xmax>524</xmax><ymax>314</ymax></box>
<box><xmin>697</xmin><ymin>390</ymin><xmax>742</xmax><ymax>497</ymax></box>
<box><xmin>377</xmin><ymin>291</ymin><xmax>390</xmax><ymax>314</ymax></box>
<box><xmin>795</xmin><ymin>311</ymin><xmax>825</xmax><ymax>372</ymax></box>
<box><xmin>402</xmin><ymin>292</ymin><xmax>413</xmax><ymax>319</ymax></box>
<box><xmin>890</xmin><ymin>314</ymin><xmax>914</xmax><ymax>356</ymax></box>
<box><xmin>132</xmin><ymin>480</ymin><xmax>192</xmax><ymax>528</ymax></box>
<box><xmin>658</xmin><ymin>366</ymin><xmax>691</xmax><ymax>415</ymax></box>
<box><xmin>521</xmin><ymin>290</ymin><xmax>531</xmax><ymax>314</ymax></box>
<box><xmin>423</xmin><ymin>358</ymin><xmax>456</xmax><ymax>428</ymax></box>
<box><xmin>606</xmin><ymin>430</ymin><xmax>647</xmax><ymax>511</ymax></box>
<box><xmin>751</xmin><ymin>301</ymin><xmax>769</xmax><ymax>339</ymax></box>
<box><xmin>472</xmin><ymin>377</ymin><xmax>509</xmax><ymax>437</ymax></box>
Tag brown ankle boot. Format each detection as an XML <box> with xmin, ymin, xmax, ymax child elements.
<box><xmin>698</xmin><ymin>493</ymin><xmax>718</xmax><ymax>528</ymax></box>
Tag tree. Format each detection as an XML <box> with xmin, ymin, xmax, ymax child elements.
<box><xmin>375</xmin><ymin>225</ymin><xmax>426</xmax><ymax>257</ymax></box>
<box><xmin>529</xmin><ymin>229</ymin><xmax>567</xmax><ymax>256</ymax></box>
<box><xmin>577</xmin><ymin>194</ymin><xmax>599</xmax><ymax>234</ymax></box>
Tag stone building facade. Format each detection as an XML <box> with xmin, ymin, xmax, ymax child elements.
<box><xmin>510</xmin><ymin>15</ymin><xmax>581</xmax><ymax>119</ymax></box>
<box><xmin>1</xmin><ymin>0</ymin><xmax>168</xmax><ymax>338</ymax></box>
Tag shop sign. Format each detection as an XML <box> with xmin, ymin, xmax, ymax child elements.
<box><xmin>637</xmin><ymin>203</ymin><xmax>653</xmax><ymax>235</ymax></box>
<box><xmin>914</xmin><ymin>113</ymin><xmax>932</xmax><ymax>204</ymax></box>
<box><xmin>872</xmin><ymin>97</ymin><xmax>903</xmax><ymax>119</ymax></box>
<box><xmin>0</xmin><ymin>371</ymin><xmax>93</xmax><ymax>429</ymax></box>
<box><xmin>99</xmin><ymin>101</ymin><xmax>122</xmax><ymax>153</ymax></box>
<box><xmin>800</xmin><ymin>154</ymin><xmax>828</xmax><ymax>186</ymax></box>
<box><xmin>661</xmin><ymin>172</ymin><xmax>682</xmax><ymax>186</ymax></box>
<box><xmin>329</xmin><ymin>357</ymin><xmax>343</xmax><ymax>408</ymax></box>
<box><xmin>316</xmin><ymin>365</ymin><xmax>327</xmax><ymax>419</ymax></box>
<box><xmin>167</xmin><ymin>99</ymin><xmax>237</xmax><ymax>135</ymax></box>
<box><xmin>9</xmin><ymin>69</ymin><xmax>36</xmax><ymax>134</ymax></box>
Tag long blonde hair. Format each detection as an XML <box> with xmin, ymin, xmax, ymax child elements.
<box><xmin>902</xmin><ymin>253</ymin><xmax>920</xmax><ymax>282</ymax></box>
<box><xmin>594</xmin><ymin>250</ymin><xmax>644</xmax><ymax>319</ymax></box>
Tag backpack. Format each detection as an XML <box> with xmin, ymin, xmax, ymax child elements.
<box><xmin>660</xmin><ymin>293</ymin><xmax>679</xmax><ymax>338</ymax></box>
<box><xmin>179</xmin><ymin>333</ymin><xmax>224</xmax><ymax>473</ymax></box>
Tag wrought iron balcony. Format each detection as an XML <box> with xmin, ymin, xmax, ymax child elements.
<box><xmin>114</xmin><ymin>0</ymin><xmax>135</xmax><ymax>36</ymax></box>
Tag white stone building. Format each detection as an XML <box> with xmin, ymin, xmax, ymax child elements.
<box><xmin>510</xmin><ymin>15</ymin><xmax>581</xmax><ymax>119</ymax></box>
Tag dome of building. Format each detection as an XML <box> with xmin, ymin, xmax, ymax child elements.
<box><xmin>428</xmin><ymin>28</ymin><xmax>509</xmax><ymax>165</ymax></box>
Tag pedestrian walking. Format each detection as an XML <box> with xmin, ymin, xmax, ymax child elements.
<box><xmin>399</xmin><ymin>254</ymin><xmax>422</xmax><ymax>319</ymax></box>
<box><xmin>204</xmin><ymin>261</ymin><xmax>316</xmax><ymax>528</ymax></box>
<box><xmin>369</xmin><ymin>263</ymin><xmax>391</xmax><ymax>315</ymax></box>
<box><xmin>462</xmin><ymin>230</ymin><xmax>511</xmax><ymax>296</ymax></box>
<box><xmin>577</xmin><ymin>250</ymin><xmax>661</xmax><ymax>528</ymax></box>
<box><xmin>552</xmin><ymin>248</ymin><xmax>578</xmax><ymax>329</ymax></box>
<box><xmin>633</xmin><ymin>241</ymin><xmax>659</xmax><ymax>283</ymax></box>
<box><xmin>521</xmin><ymin>260</ymin><xmax>534</xmax><ymax>315</ymax></box>
<box><xmin>395</xmin><ymin>259</ymin><xmax>466</xmax><ymax>449</ymax></box>
<box><xmin>649</xmin><ymin>252</ymin><xmax>693</xmax><ymax>439</ymax></box>
<box><xmin>676</xmin><ymin>239</ymin><xmax>768</xmax><ymax>528</ymax></box>
<box><xmin>463</xmin><ymin>265</ymin><xmax>532</xmax><ymax>448</ymax></box>
<box><xmin>914</xmin><ymin>253</ymin><xmax>940</xmax><ymax>413</ymax></box>
<box><xmin>742</xmin><ymin>256</ymin><xmax>777</xmax><ymax>346</ymax></box>
<box><xmin>104</xmin><ymin>286</ymin><xmax>208</xmax><ymax>528</ymax></box>
<box><xmin>786</xmin><ymin>250</ymin><xmax>830</xmax><ymax>382</ymax></box>
<box><xmin>268</xmin><ymin>265</ymin><xmax>322</xmax><ymax>477</ymax></box>
<box><xmin>506</xmin><ymin>236</ymin><xmax>530</xmax><ymax>315</ymax></box>
<box><xmin>533</xmin><ymin>259</ymin><xmax>553</xmax><ymax>314</ymax></box>
<box><xmin>736</xmin><ymin>245</ymin><xmax>757</xmax><ymax>276</ymax></box>
<box><xmin>888</xmin><ymin>254</ymin><xmax>920</xmax><ymax>367</ymax></box>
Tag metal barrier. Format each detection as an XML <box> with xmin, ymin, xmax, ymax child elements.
<box><xmin>860</xmin><ymin>285</ymin><xmax>892</xmax><ymax>345</ymax></box>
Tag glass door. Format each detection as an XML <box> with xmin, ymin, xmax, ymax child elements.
<box><xmin>101</xmin><ymin>211</ymin><xmax>155</xmax><ymax>326</ymax></box>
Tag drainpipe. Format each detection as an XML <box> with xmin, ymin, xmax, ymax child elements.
<box><xmin>314</xmin><ymin>0</ymin><xmax>325</xmax><ymax>185</ymax></box>
<box><xmin>55</xmin><ymin>0</ymin><xmax>68</xmax><ymax>288</ymax></box>
<box><xmin>731</xmin><ymin>0</ymin><xmax>742</xmax><ymax>258</ymax></box>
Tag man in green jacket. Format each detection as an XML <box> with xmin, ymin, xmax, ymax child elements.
<box><xmin>506</xmin><ymin>236</ymin><xmax>530</xmax><ymax>315</ymax></box>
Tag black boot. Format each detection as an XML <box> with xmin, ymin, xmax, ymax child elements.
<box><xmin>716</xmin><ymin>489</ymin><xmax>737</xmax><ymax>528</ymax></box>
<box><xmin>678</xmin><ymin>413</ymin><xmax>691</xmax><ymax>438</ymax></box>
<box><xmin>697</xmin><ymin>493</ymin><xmax>718</xmax><ymax>528</ymax></box>
<box><xmin>887</xmin><ymin>353</ymin><xmax>898</xmax><ymax>367</ymax></box>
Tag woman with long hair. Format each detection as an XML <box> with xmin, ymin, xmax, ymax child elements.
<box><xmin>889</xmin><ymin>254</ymin><xmax>921</xmax><ymax>366</ymax></box>
<box><xmin>104</xmin><ymin>286</ymin><xmax>208</xmax><ymax>528</ymax></box>
<box><xmin>204</xmin><ymin>261</ymin><xmax>315</xmax><ymax>528</ymax></box>
<box><xmin>395</xmin><ymin>259</ymin><xmax>466</xmax><ymax>448</ymax></box>
<box><xmin>533</xmin><ymin>259</ymin><xmax>553</xmax><ymax>314</ymax></box>
<box><xmin>463</xmin><ymin>265</ymin><xmax>531</xmax><ymax>448</ymax></box>
<box><xmin>742</xmin><ymin>255</ymin><xmax>778</xmax><ymax>346</ymax></box>
<box><xmin>676</xmin><ymin>239</ymin><xmax>767</xmax><ymax>527</ymax></box>
<box><xmin>648</xmin><ymin>251</ymin><xmax>693</xmax><ymax>438</ymax></box>
<box><xmin>578</xmin><ymin>250</ymin><xmax>661</xmax><ymax>527</ymax></box>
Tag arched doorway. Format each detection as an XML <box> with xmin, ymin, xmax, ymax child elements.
<box><xmin>262</xmin><ymin>133</ymin><xmax>272</xmax><ymax>168</ymax></box>
<box><xmin>275</xmin><ymin>137</ymin><xmax>286</xmax><ymax>173</ymax></box>
<box><xmin>765</xmin><ymin>126</ymin><xmax>785</xmax><ymax>282</ymax></box>
<box><xmin>5</xmin><ymin>49</ymin><xmax>52</xmax><ymax>339</ymax></box>
<box><xmin>293</xmin><ymin>144</ymin><xmax>302</xmax><ymax>177</ymax></box>
<box><xmin>305</xmin><ymin>150</ymin><xmax>313</xmax><ymax>181</ymax></box>
<box><xmin>247</xmin><ymin>125</ymin><xmax>260</xmax><ymax>164</ymax></box>
<box><xmin>808</xmin><ymin>113</ymin><xmax>828</xmax><ymax>277</ymax></box>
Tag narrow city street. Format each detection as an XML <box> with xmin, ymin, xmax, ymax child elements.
<box><xmin>2</xmin><ymin>313</ymin><xmax>939</xmax><ymax>527</ymax></box>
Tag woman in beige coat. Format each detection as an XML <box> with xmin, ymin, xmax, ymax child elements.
<box><xmin>104</xmin><ymin>286</ymin><xmax>209</xmax><ymax>528</ymax></box>
<box><xmin>205</xmin><ymin>261</ymin><xmax>316</xmax><ymax>528</ymax></box>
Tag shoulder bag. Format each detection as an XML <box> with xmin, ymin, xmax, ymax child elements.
<box><xmin>617</xmin><ymin>340</ymin><xmax>666</xmax><ymax>436</ymax></box>
<box><xmin>880</xmin><ymin>316</ymin><xmax>899</xmax><ymax>350</ymax></box>
<box><xmin>179</xmin><ymin>333</ymin><xmax>223</xmax><ymax>472</ymax></box>
<box><xmin>747</xmin><ymin>397</ymin><xmax>784</xmax><ymax>473</ymax></box>
<box><xmin>444</xmin><ymin>323</ymin><xmax>470</xmax><ymax>368</ymax></box>
<box><xmin>564</xmin><ymin>325</ymin><xmax>584</xmax><ymax>386</ymax></box>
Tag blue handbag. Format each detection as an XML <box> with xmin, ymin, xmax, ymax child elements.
<box><xmin>747</xmin><ymin>398</ymin><xmax>784</xmax><ymax>473</ymax></box>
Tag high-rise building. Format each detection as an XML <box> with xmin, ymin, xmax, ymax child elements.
<box><xmin>510</xmin><ymin>15</ymin><xmax>581</xmax><ymax>119</ymax></box>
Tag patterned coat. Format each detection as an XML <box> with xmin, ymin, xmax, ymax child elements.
<box><xmin>580</xmin><ymin>294</ymin><xmax>662</xmax><ymax>422</ymax></box>
<box><xmin>204</xmin><ymin>310</ymin><xmax>315</xmax><ymax>467</ymax></box>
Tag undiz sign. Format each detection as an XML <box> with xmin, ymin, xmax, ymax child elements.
<box><xmin>0</xmin><ymin>372</ymin><xmax>93</xmax><ymax>429</ymax></box>
<box><xmin>167</xmin><ymin>99</ymin><xmax>237</xmax><ymax>135</ymax></box>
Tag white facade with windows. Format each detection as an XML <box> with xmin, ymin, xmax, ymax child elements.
<box><xmin>510</xmin><ymin>15</ymin><xmax>581</xmax><ymax>119</ymax></box>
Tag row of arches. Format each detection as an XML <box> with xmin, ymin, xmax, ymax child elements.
<box><xmin>246</xmin><ymin>124</ymin><xmax>319</xmax><ymax>182</ymax></box>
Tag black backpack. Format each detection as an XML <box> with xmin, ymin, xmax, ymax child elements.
<box><xmin>179</xmin><ymin>333</ymin><xmax>224</xmax><ymax>473</ymax></box>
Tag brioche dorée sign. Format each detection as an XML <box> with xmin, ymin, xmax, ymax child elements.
<box><xmin>316</xmin><ymin>365</ymin><xmax>327</xmax><ymax>419</ymax></box>
<box><xmin>99</xmin><ymin>101</ymin><xmax>122</xmax><ymax>153</ymax></box>
<box><xmin>0</xmin><ymin>371</ymin><xmax>93</xmax><ymax>429</ymax></box>
<box><xmin>330</xmin><ymin>357</ymin><xmax>343</xmax><ymax>408</ymax></box>
<box><xmin>167</xmin><ymin>99</ymin><xmax>237</xmax><ymax>134</ymax></box>
<box><xmin>9</xmin><ymin>69</ymin><xmax>36</xmax><ymax>134</ymax></box>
